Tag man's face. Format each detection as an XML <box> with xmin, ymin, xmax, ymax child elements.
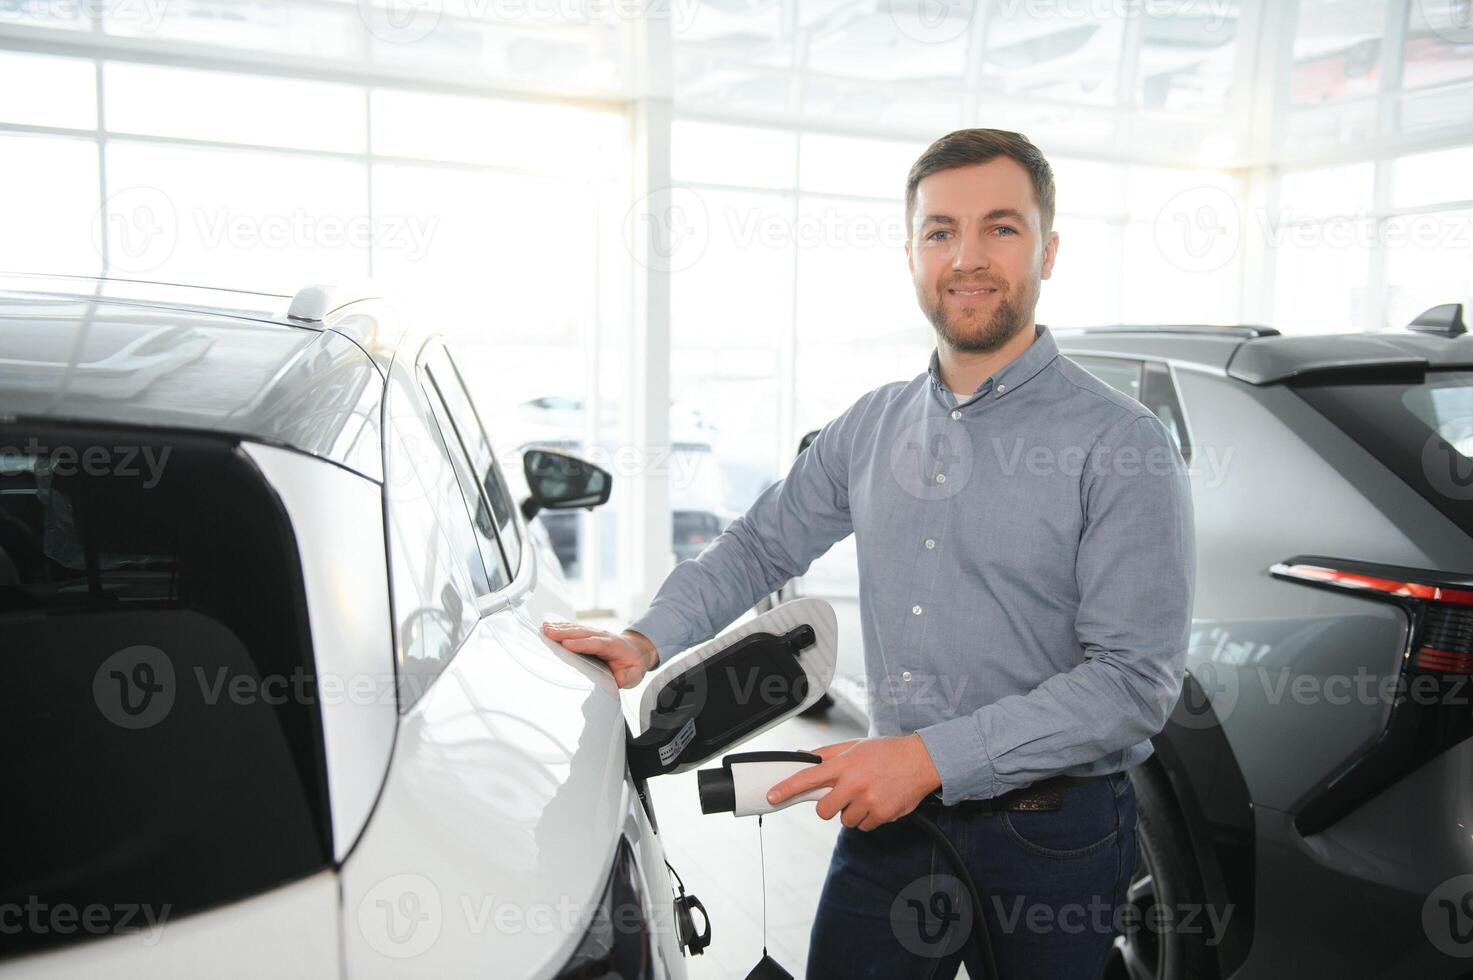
<box><xmin>905</xmin><ymin>158</ymin><xmax>1059</xmax><ymax>353</ymax></box>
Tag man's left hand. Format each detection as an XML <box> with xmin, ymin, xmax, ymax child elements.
<box><xmin>765</xmin><ymin>734</ymin><xmax>942</xmax><ymax>832</ymax></box>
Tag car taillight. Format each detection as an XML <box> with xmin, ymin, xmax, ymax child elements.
<box><xmin>1271</xmin><ymin>558</ymin><xmax>1473</xmax><ymax>673</ymax></box>
<box><xmin>1270</xmin><ymin>555</ymin><xmax>1473</xmax><ymax>834</ymax></box>
<box><xmin>1416</xmin><ymin>604</ymin><xmax>1473</xmax><ymax>673</ymax></box>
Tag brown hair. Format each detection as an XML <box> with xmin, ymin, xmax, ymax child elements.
<box><xmin>905</xmin><ymin>128</ymin><xmax>1056</xmax><ymax>238</ymax></box>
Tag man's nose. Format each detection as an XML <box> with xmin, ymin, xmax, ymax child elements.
<box><xmin>950</xmin><ymin>228</ymin><xmax>990</xmax><ymax>271</ymax></box>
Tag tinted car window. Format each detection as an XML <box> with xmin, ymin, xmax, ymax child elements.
<box><xmin>422</xmin><ymin>347</ymin><xmax>523</xmax><ymax>579</ymax></box>
<box><xmin>1296</xmin><ymin>369</ymin><xmax>1473</xmax><ymax>539</ymax></box>
<box><xmin>0</xmin><ymin>427</ymin><xmax>331</xmax><ymax>958</ymax></box>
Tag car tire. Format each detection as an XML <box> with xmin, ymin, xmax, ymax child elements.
<box><xmin>1106</xmin><ymin>762</ymin><xmax>1221</xmax><ymax>980</ymax></box>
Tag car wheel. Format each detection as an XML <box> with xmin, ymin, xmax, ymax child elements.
<box><xmin>1105</xmin><ymin>764</ymin><xmax>1220</xmax><ymax>980</ymax></box>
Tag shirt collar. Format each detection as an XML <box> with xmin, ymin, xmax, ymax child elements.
<box><xmin>927</xmin><ymin>324</ymin><xmax>1059</xmax><ymax>406</ymax></box>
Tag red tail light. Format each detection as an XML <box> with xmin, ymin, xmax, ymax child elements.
<box><xmin>1271</xmin><ymin>558</ymin><xmax>1473</xmax><ymax>674</ymax></box>
<box><xmin>1272</xmin><ymin>555</ymin><xmax>1473</xmax><ymax>834</ymax></box>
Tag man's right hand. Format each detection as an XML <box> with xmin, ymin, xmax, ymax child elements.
<box><xmin>541</xmin><ymin>622</ymin><xmax>659</xmax><ymax>690</ymax></box>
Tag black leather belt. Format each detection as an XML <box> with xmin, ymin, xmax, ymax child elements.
<box><xmin>923</xmin><ymin>773</ymin><xmax>1107</xmax><ymax>814</ymax></box>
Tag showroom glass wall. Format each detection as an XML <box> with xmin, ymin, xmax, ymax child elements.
<box><xmin>0</xmin><ymin>3</ymin><xmax>638</xmax><ymax>613</ymax></box>
<box><xmin>1276</xmin><ymin>0</ymin><xmax>1473</xmax><ymax>334</ymax></box>
<box><xmin>665</xmin><ymin>0</ymin><xmax>1246</xmax><ymax>539</ymax></box>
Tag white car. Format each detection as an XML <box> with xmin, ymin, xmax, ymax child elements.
<box><xmin>0</xmin><ymin>274</ymin><xmax>833</xmax><ymax>978</ymax></box>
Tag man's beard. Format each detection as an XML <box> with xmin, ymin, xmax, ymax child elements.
<box><xmin>920</xmin><ymin>277</ymin><xmax>1036</xmax><ymax>353</ymax></box>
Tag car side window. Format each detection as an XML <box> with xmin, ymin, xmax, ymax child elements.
<box><xmin>1072</xmin><ymin>356</ymin><xmax>1143</xmax><ymax>402</ymax></box>
<box><xmin>420</xmin><ymin>364</ymin><xmax>512</xmax><ymax>593</ymax></box>
<box><xmin>1140</xmin><ymin>361</ymin><xmax>1193</xmax><ymax>463</ymax></box>
<box><xmin>422</xmin><ymin>346</ymin><xmax>523</xmax><ymax>579</ymax></box>
<box><xmin>383</xmin><ymin>362</ymin><xmax>487</xmax><ymax>709</ymax></box>
<box><xmin>1073</xmin><ymin>355</ymin><xmax>1191</xmax><ymax>462</ymax></box>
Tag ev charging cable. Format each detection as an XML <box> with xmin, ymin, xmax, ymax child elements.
<box><xmin>697</xmin><ymin>750</ymin><xmax>1001</xmax><ymax>980</ymax></box>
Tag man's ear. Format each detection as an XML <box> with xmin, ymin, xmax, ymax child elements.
<box><xmin>1040</xmin><ymin>230</ymin><xmax>1060</xmax><ymax>281</ymax></box>
<box><xmin>904</xmin><ymin>234</ymin><xmax>913</xmax><ymax>275</ymax></box>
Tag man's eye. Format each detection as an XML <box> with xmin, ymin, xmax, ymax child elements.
<box><xmin>927</xmin><ymin>230</ymin><xmax>951</xmax><ymax>241</ymax></box>
<box><xmin>995</xmin><ymin>226</ymin><xmax>1017</xmax><ymax>236</ymax></box>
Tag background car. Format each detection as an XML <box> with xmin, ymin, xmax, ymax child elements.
<box><xmin>778</xmin><ymin>310</ymin><xmax>1473</xmax><ymax>979</ymax></box>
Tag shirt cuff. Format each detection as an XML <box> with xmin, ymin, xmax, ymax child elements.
<box><xmin>623</xmin><ymin>605</ymin><xmax>692</xmax><ymax>669</ymax></box>
<box><xmin>916</xmin><ymin>714</ymin><xmax>1000</xmax><ymax>805</ymax></box>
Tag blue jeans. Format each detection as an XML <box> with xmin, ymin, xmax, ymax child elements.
<box><xmin>806</xmin><ymin>771</ymin><xmax>1137</xmax><ymax>980</ymax></box>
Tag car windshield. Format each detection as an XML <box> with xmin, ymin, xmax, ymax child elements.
<box><xmin>1294</xmin><ymin>370</ymin><xmax>1473</xmax><ymax>540</ymax></box>
<box><xmin>0</xmin><ymin>427</ymin><xmax>332</xmax><ymax>958</ymax></box>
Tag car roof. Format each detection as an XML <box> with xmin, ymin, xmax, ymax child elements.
<box><xmin>0</xmin><ymin>274</ymin><xmax>396</xmax><ymax>480</ymax></box>
<box><xmin>1052</xmin><ymin>313</ymin><xmax>1473</xmax><ymax>384</ymax></box>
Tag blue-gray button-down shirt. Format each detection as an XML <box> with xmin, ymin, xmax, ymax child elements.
<box><xmin>628</xmin><ymin>325</ymin><xmax>1195</xmax><ymax>803</ymax></box>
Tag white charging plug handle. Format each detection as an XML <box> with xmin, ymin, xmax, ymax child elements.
<box><xmin>730</xmin><ymin>759</ymin><xmax>827</xmax><ymax>817</ymax></box>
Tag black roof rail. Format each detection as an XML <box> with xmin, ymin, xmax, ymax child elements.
<box><xmin>1407</xmin><ymin>303</ymin><xmax>1466</xmax><ymax>338</ymax></box>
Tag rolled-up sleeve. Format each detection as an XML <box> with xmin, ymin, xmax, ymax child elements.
<box><xmin>625</xmin><ymin>393</ymin><xmax>871</xmax><ymax>666</ymax></box>
<box><xmin>916</xmin><ymin>412</ymin><xmax>1196</xmax><ymax>803</ymax></box>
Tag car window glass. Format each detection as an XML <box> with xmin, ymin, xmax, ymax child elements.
<box><xmin>1073</xmin><ymin>356</ymin><xmax>1143</xmax><ymax>401</ymax></box>
<box><xmin>384</xmin><ymin>366</ymin><xmax>485</xmax><ymax>707</ymax></box>
<box><xmin>420</xmin><ymin>368</ymin><xmax>512</xmax><ymax>592</ymax></box>
<box><xmin>423</xmin><ymin>348</ymin><xmax>523</xmax><ymax>578</ymax></box>
<box><xmin>1140</xmin><ymin>362</ymin><xmax>1192</xmax><ymax>462</ymax></box>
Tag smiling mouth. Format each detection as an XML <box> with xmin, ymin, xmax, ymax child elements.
<box><xmin>948</xmin><ymin>287</ymin><xmax>999</xmax><ymax>297</ymax></box>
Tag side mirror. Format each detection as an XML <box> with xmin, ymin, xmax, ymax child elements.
<box><xmin>797</xmin><ymin>429</ymin><xmax>819</xmax><ymax>457</ymax></box>
<box><xmin>520</xmin><ymin>448</ymin><xmax>612</xmax><ymax>522</ymax></box>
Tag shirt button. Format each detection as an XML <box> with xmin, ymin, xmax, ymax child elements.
<box><xmin>935</xmin><ymin>473</ymin><xmax>946</xmax><ymax>484</ymax></box>
<box><xmin>902</xmin><ymin>671</ymin><xmax>913</xmax><ymax>682</ymax></box>
<box><xmin>997</xmin><ymin>383</ymin><xmax>1008</xmax><ymax>393</ymax></box>
<box><xmin>912</xmin><ymin>604</ymin><xmax>923</xmax><ymax>615</ymax></box>
<box><xmin>950</xmin><ymin>410</ymin><xmax>961</xmax><ymax>420</ymax></box>
<box><xmin>924</xmin><ymin>538</ymin><xmax>936</xmax><ymax>549</ymax></box>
